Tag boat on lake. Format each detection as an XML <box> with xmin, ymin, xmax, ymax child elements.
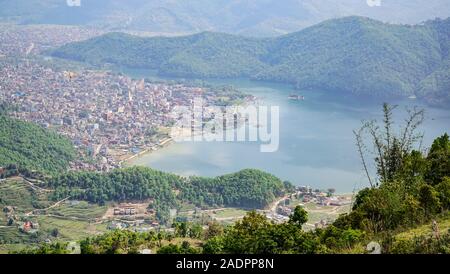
<box><xmin>288</xmin><ymin>94</ymin><xmax>305</xmax><ymax>101</ymax></box>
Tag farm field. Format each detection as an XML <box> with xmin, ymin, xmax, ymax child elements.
<box><xmin>0</xmin><ymin>177</ymin><xmax>51</xmax><ymax>215</ymax></box>
<box><xmin>36</xmin><ymin>216</ymin><xmax>108</xmax><ymax>241</ymax></box>
<box><xmin>47</xmin><ymin>201</ymin><xmax>107</xmax><ymax>220</ymax></box>
<box><xmin>0</xmin><ymin>178</ymin><xmax>109</xmax><ymax>252</ymax></box>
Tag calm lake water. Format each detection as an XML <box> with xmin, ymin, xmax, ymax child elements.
<box><xmin>124</xmin><ymin>71</ymin><xmax>450</xmax><ymax>193</ymax></box>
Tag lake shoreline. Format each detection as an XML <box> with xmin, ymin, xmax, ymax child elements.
<box><xmin>120</xmin><ymin>70</ymin><xmax>450</xmax><ymax>193</ymax></box>
<box><xmin>120</xmin><ymin>137</ymin><xmax>173</xmax><ymax>168</ymax></box>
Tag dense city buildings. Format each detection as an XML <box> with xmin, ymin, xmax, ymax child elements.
<box><xmin>0</xmin><ymin>24</ymin><xmax>104</xmax><ymax>57</ymax></box>
<box><xmin>0</xmin><ymin>59</ymin><xmax>223</xmax><ymax>170</ymax></box>
<box><xmin>0</xmin><ymin>24</ymin><xmax>244</xmax><ymax>171</ymax></box>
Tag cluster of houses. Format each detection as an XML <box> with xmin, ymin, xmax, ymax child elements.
<box><xmin>295</xmin><ymin>186</ymin><xmax>352</xmax><ymax>207</ymax></box>
<box><xmin>113</xmin><ymin>206</ymin><xmax>137</xmax><ymax>216</ymax></box>
<box><xmin>316</xmin><ymin>196</ymin><xmax>351</xmax><ymax>206</ymax></box>
<box><xmin>2</xmin><ymin>206</ymin><xmax>41</xmax><ymax>234</ymax></box>
<box><xmin>107</xmin><ymin>203</ymin><xmax>162</xmax><ymax>231</ymax></box>
<box><xmin>267</xmin><ymin>186</ymin><xmax>353</xmax><ymax>228</ymax></box>
<box><xmin>0</xmin><ymin>24</ymin><xmax>103</xmax><ymax>57</ymax></box>
<box><xmin>20</xmin><ymin>221</ymin><xmax>39</xmax><ymax>233</ymax></box>
<box><xmin>108</xmin><ymin>219</ymin><xmax>161</xmax><ymax>231</ymax></box>
<box><xmin>0</xmin><ymin>58</ymin><xmax>231</xmax><ymax>172</ymax></box>
<box><xmin>314</xmin><ymin>219</ymin><xmax>332</xmax><ymax>229</ymax></box>
<box><xmin>264</xmin><ymin>211</ymin><xmax>290</xmax><ymax>223</ymax></box>
<box><xmin>276</xmin><ymin>206</ymin><xmax>293</xmax><ymax>216</ymax></box>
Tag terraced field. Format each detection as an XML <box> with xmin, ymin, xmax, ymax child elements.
<box><xmin>0</xmin><ymin>226</ymin><xmax>33</xmax><ymax>244</ymax></box>
<box><xmin>0</xmin><ymin>178</ymin><xmax>109</xmax><ymax>252</ymax></box>
<box><xmin>47</xmin><ymin>201</ymin><xmax>107</xmax><ymax>220</ymax></box>
<box><xmin>0</xmin><ymin>177</ymin><xmax>51</xmax><ymax>215</ymax></box>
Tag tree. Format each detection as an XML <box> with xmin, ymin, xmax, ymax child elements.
<box><xmin>203</xmin><ymin>237</ymin><xmax>224</xmax><ymax>254</ymax></box>
<box><xmin>157</xmin><ymin>242</ymin><xmax>200</xmax><ymax>254</ymax></box>
<box><xmin>156</xmin><ymin>231</ymin><xmax>165</xmax><ymax>247</ymax></box>
<box><xmin>157</xmin><ymin>244</ymin><xmax>181</xmax><ymax>254</ymax></box>
<box><xmin>354</xmin><ymin>104</ymin><xmax>424</xmax><ymax>186</ymax></box>
<box><xmin>435</xmin><ymin>177</ymin><xmax>450</xmax><ymax>210</ymax></box>
<box><xmin>181</xmin><ymin>241</ymin><xmax>191</xmax><ymax>250</ymax></box>
<box><xmin>339</xmin><ymin>229</ymin><xmax>364</xmax><ymax>249</ymax></box>
<box><xmin>204</xmin><ymin>221</ymin><xmax>224</xmax><ymax>239</ymax></box>
<box><xmin>418</xmin><ymin>184</ymin><xmax>441</xmax><ymax>217</ymax></box>
<box><xmin>222</xmin><ymin>211</ymin><xmax>277</xmax><ymax>254</ymax></box>
<box><xmin>352</xmin><ymin>187</ymin><xmax>373</xmax><ymax>211</ymax></box>
<box><xmin>425</xmin><ymin>133</ymin><xmax>450</xmax><ymax>185</ymax></box>
<box><xmin>289</xmin><ymin>206</ymin><xmax>308</xmax><ymax>227</ymax></box>
<box><xmin>399</xmin><ymin>150</ymin><xmax>428</xmax><ymax>187</ymax></box>
<box><xmin>7</xmin><ymin>218</ymin><xmax>14</xmax><ymax>226</ymax></box>
<box><xmin>327</xmin><ymin>188</ymin><xmax>336</xmax><ymax>197</ymax></box>
<box><xmin>177</xmin><ymin>222</ymin><xmax>189</xmax><ymax>238</ymax></box>
<box><xmin>15</xmin><ymin>242</ymin><xmax>69</xmax><ymax>254</ymax></box>
<box><xmin>51</xmin><ymin>228</ymin><xmax>59</xmax><ymax>238</ymax></box>
<box><xmin>189</xmin><ymin>223</ymin><xmax>203</xmax><ymax>239</ymax></box>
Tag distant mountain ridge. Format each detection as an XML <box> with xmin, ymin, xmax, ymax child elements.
<box><xmin>1</xmin><ymin>0</ymin><xmax>450</xmax><ymax>36</ymax></box>
<box><xmin>50</xmin><ymin>16</ymin><xmax>450</xmax><ymax>106</ymax></box>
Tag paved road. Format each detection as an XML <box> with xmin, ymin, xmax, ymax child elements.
<box><xmin>268</xmin><ymin>191</ymin><xmax>300</xmax><ymax>213</ymax></box>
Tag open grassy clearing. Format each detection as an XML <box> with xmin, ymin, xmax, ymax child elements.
<box><xmin>36</xmin><ymin>216</ymin><xmax>108</xmax><ymax>241</ymax></box>
<box><xmin>395</xmin><ymin>212</ymin><xmax>450</xmax><ymax>241</ymax></box>
<box><xmin>211</xmin><ymin>208</ymin><xmax>247</xmax><ymax>219</ymax></box>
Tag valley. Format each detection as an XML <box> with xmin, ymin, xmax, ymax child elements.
<box><xmin>0</xmin><ymin>2</ymin><xmax>449</xmax><ymax>255</ymax></box>
<box><xmin>50</xmin><ymin>17</ymin><xmax>450</xmax><ymax>106</ymax></box>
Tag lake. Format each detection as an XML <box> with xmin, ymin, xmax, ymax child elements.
<box><xmin>124</xmin><ymin>71</ymin><xmax>450</xmax><ymax>193</ymax></box>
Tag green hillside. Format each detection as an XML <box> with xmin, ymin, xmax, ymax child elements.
<box><xmin>50</xmin><ymin>16</ymin><xmax>450</xmax><ymax>104</ymax></box>
<box><xmin>0</xmin><ymin>115</ymin><xmax>76</xmax><ymax>174</ymax></box>
<box><xmin>47</xmin><ymin>167</ymin><xmax>289</xmax><ymax>212</ymax></box>
<box><xmin>417</xmin><ymin>18</ymin><xmax>450</xmax><ymax>107</ymax></box>
<box><xmin>257</xmin><ymin>17</ymin><xmax>442</xmax><ymax>98</ymax></box>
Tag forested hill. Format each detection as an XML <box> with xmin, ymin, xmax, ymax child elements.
<box><xmin>47</xmin><ymin>167</ymin><xmax>291</xmax><ymax>223</ymax></box>
<box><xmin>50</xmin><ymin>16</ymin><xmax>450</xmax><ymax>106</ymax></box>
<box><xmin>416</xmin><ymin>18</ymin><xmax>450</xmax><ymax>107</ymax></box>
<box><xmin>0</xmin><ymin>114</ymin><xmax>76</xmax><ymax>174</ymax></box>
<box><xmin>47</xmin><ymin>167</ymin><xmax>289</xmax><ymax>210</ymax></box>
